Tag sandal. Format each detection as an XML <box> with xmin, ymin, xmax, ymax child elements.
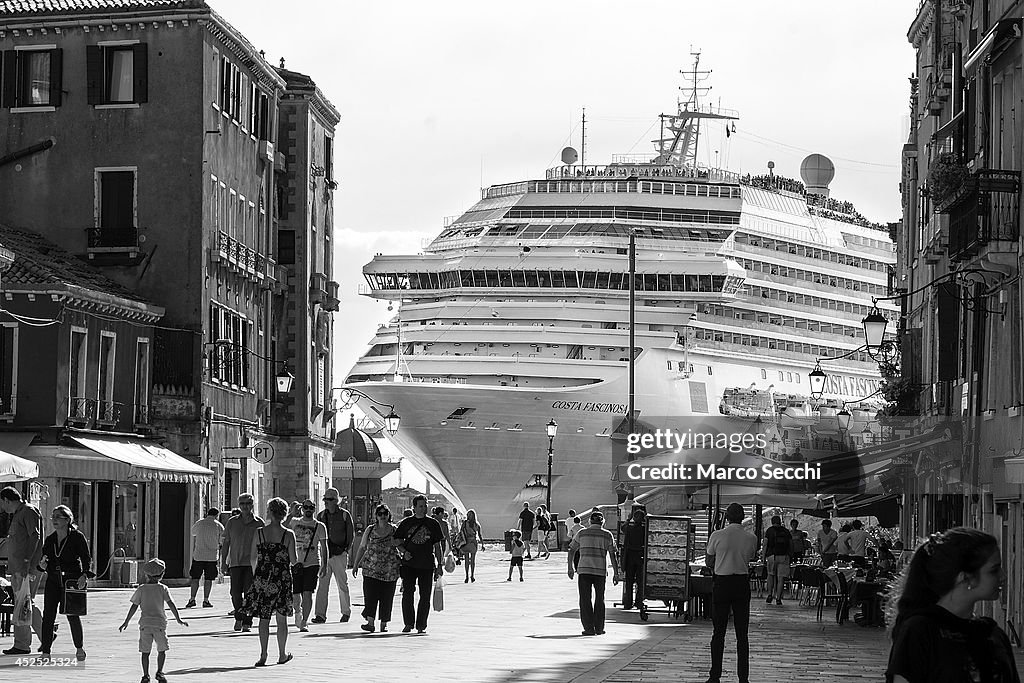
<box><xmin>278</xmin><ymin>653</ymin><xmax>293</xmax><ymax>665</ymax></box>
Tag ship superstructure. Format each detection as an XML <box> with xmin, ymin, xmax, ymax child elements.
<box><xmin>346</xmin><ymin>66</ymin><xmax>896</xmax><ymax>524</ymax></box>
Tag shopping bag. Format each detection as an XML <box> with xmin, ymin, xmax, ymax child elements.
<box><xmin>432</xmin><ymin>576</ymin><xmax>444</xmax><ymax>612</ymax></box>
<box><xmin>444</xmin><ymin>551</ymin><xmax>456</xmax><ymax>574</ymax></box>
<box><xmin>13</xmin><ymin>577</ymin><xmax>32</xmax><ymax>627</ymax></box>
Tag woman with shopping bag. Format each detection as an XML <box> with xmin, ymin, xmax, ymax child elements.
<box><xmin>37</xmin><ymin>505</ymin><xmax>92</xmax><ymax>662</ymax></box>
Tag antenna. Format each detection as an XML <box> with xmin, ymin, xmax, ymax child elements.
<box><xmin>581</xmin><ymin>107</ymin><xmax>586</xmax><ymax>167</ymax></box>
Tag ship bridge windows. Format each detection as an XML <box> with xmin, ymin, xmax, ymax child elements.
<box><xmin>367</xmin><ymin>269</ymin><xmax>727</xmax><ymax>293</ymax></box>
<box><xmin>693</xmin><ymin>328</ymin><xmax>872</xmax><ymax>363</ymax></box>
<box><xmin>506</xmin><ymin>206</ymin><xmax>740</xmax><ymax>226</ymax></box>
<box><xmin>733</xmin><ymin>234</ymin><xmax>890</xmax><ymax>272</ymax></box>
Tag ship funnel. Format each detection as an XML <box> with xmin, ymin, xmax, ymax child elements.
<box><xmin>800</xmin><ymin>153</ymin><xmax>835</xmax><ymax>198</ymax></box>
<box><xmin>561</xmin><ymin>146</ymin><xmax>579</xmax><ymax>165</ymax></box>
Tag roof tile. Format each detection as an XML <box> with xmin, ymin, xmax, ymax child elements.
<box><xmin>0</xmin><ymin>222</ymin><xmax>151</xmax><ymax>305</ymax></box>
<box><xmin>0</xmin><ymin>0</ymin><xmax>204</xmax><ymax>17</ymax></box>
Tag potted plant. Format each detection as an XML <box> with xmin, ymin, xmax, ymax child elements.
<box><xmin>927</xmin><ymin>152</ymin><xmax>969</xmax><ymax>209</ymax></box>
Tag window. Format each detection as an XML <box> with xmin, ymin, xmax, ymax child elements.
<box><xmin>325</xmin><ymin>135</ymin><xmax>334</xmax><ymax>181</ymax></box>
<box><xmin>219</xmin><ymin>57</ymin><xmax>242</xmax><ymax>121</ymax></box>
<box><xmin>760</xmin><ymin>369</ymin><xmax>767</xmax><ymax>379</ymax></box>
<box><xmin>94</xmin><ymin>168</ymin><xmax>137</xmax><ymax>247</ymax></box>
<box><xmin>316</xmin><ymin>355</ymin><xmax>326</xmax><ymax>408</ymax></box>
<box><xmin>97</xmin><ymin>332</ymin><xmax>116</xmax><ymax>421</ymax></box>
<box><xmin>208</xmin><ymin>304</ymin><xmax>254</xmax><ymax>390</ymax></box>
<box><xmin>86</xmin><ymin>43</ymin><xmax>147</xmax><ymax>105</ymax></box>
<box><xmin>69</xmin><ymin>328</ymin><xmax>88</xmax><ymax>418</ymax></box>
<box><xmin>250</xmin><ymin>82</ymin><xmax>270</xmax><ymax>140</ymax></box>
<box><xmin>2</xmin><ymin>47</ymin><xmax>62</xmax><ymax>108</ymax></box>
<box><xmin>134</xmin><ymin>339</ymin><xmax>150</xmax><ymax>424</ymax></box>
<box><xmin>0</xmin><ymin>324</ymin><xmax>17</xmax><ymax>416</ymax></box>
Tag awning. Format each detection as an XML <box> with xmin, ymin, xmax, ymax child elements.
<box><xmin>68</xmin><ymin>435</ymin><xmax>213</xmax><ymax>483</ymax></box>
<box><xmin>966</xmin><ymin>18</ymin><xmax>1023</xmax><ymax>75</ymax></box>
<box><xmin>0</xmin><ymin>432</ymin><xmax>38</xmax><ymax>482</ymax></box>
<box><xmin>690</xmin><ymin>485</ymin><xmax>825</xmax><ymax>509</ymax></box>
<box><xmin>834</xmin><ymin>493</ymin><xmax>900</xmax><ymax>527</ymax></box>
<box><xmin>933</xmin><ymin>110</ymin><xmax>964</xmax><ymax>141</ymax></box>
<box><xmin>331</xmin><ymin>459</ymin><xmax>400</xmax><ymax>480</ymax></box>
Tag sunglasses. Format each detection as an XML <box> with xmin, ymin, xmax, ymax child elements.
<box><xmin>323</xmin><ymin>497</ymin><xmax>337</xmax><ymax>502</ymax></box>
<box><xmin>302</xmin><ymin>506</ymin><xmax>315</xmax><ymax>511</ymax></box>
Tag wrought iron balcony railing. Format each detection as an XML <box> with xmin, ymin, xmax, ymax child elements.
<box><xmin>949</xmin><ymin>169</ymin><xmax>1020</xmax><ymax>262</ymax></box>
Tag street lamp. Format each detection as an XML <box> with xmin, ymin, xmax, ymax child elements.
<box><xmin>545</xmin><ymin>419</ymin><xmax>558</xmax><ymax>513</ymax></box>
<box><xmin>332</xmin><ymin>387</ymin><xmax>402</xmax><ymax>436</ymax></box>
<box><xmin>861</xmin><ymin>306</ymin><xmax>889</xmax><ymax>351</ymax></box>
<box><xmin>205</xmin><ymin>339</ymin><xmax>294</xmax><ymax>395</ymax></box>
<box><xmin>836</xmin><ymin>407</ymin><xmax>852</xmax><ymax>435</ymax></box>
<box><xmin>808</xmin><ymin>362</ymin><xmax>827</xmax><ymax>400</ymax></box>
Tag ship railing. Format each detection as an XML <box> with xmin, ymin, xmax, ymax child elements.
<box><xmin>545</xmin><ymin>164</ymin><xmax>741</xmax><ymax>183</ymax></box>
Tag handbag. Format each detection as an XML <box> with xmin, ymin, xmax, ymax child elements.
<box><xmin>13</xmin><ymin>576</ymin><xmax>32</xmax><ymax>627</ymax></box>
<box><xmin>444</xmin><ymin>551</ymin><xmax>456</xmax><ymax>574</ymax></box>
<box><xmin>61</xmin><ymin>580</ymin><xmax>87</xmax><ymax>617</ymax></box>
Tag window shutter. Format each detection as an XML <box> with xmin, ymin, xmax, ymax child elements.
<box><xmin>48</xmin><ymin>48</ymin><xmax>63</xmax><ymax>106</ymax></box>
<box><xmin>133</xmin><ymin>43</ymin><xmax>147</xmax><ymax>103</ymax></box>
<box><xmin>86</xmin><ymin>45</ymin><xmax>102</xmax><ymax>104</ymax></box>
<box><xmin>2</xmin><ymin>51</ymin><xmax>17</xmax><ymax>108</ymax></box>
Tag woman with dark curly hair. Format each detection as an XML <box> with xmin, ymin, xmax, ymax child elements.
<box><xmin>885</xmin><ymin>527</ymin><xmax>1019</xmax><ymax>683</ymax></box>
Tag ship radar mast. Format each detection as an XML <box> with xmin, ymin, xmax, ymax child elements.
<box><xmin>652</xmin><ymin>52</ymin><xmax>739</xmax><ymax>168</ymax></box>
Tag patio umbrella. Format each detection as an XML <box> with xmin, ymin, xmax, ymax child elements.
<box><xmin>0</xmin><ymin>451</ymin><xmax>38</xmax><ymax>482</ymax></box>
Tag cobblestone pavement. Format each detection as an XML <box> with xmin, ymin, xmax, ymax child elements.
<box><xmin>0</xmin><ymin>552</ymin><xmax>962</xmax><ymax>682</ymax></box>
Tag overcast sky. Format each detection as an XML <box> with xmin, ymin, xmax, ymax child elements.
<box><xmin>213</xmin><ymin>0</ymin><xmax>918</xmax><ymax>489</ymax></box>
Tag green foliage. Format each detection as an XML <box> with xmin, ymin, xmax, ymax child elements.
<box><xmin>877</xmin><ymin>359</ymin><xmax>916</xmax><ymax>418</ymax></box>
<box><xmin>927</xmin><ymin>152</ymin><xmax>969</xmax><ymax>207</ymax></box>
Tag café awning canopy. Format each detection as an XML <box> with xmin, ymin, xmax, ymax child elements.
<box><xmin>25</xmin><ymin>434</ymin><xmax>214</xmax><ymax>484</ymax></box>
<box><xmin>0</xmin><ymin>432</ymin><xmax>38</xmax><ymax>482</ymax></box>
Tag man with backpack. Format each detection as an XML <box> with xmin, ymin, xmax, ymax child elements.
<box><xmin>762</xmin><ymin>515</ymin><xmax>792</xmax><ymax>605</ymax></box>
<box><xmin>311</xmin><ymin>488</ymin><xmax>354</xmax><ymax>624</ymax></box>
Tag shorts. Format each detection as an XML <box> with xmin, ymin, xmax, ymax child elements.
<box><xmin>534</xmin><ymin>529</ymin><xmax>548</xmax><ymax>542</ymax></box>
<box><xmin>189</xmin><ymin>560</ymin><xmax>219</xmax><ymax>581</ymax></box>
<box><xmin>292</xmin><ymin>564</ymin><xmax>320</xmax><ymax>594</ymax></box>
<box><xmin>139</xmin><ymin>626</ymin><xmax>169</xmax><ymax>653</ymax></box>
<box><xmin>767</xmin><ymin>555</ymin><xmax>791</xmax><ymax>578</ymax></box>
<box><xmin>510</xmin><ymin>557</ymin><xmax>524</xmax><ymax>567</ymax></box>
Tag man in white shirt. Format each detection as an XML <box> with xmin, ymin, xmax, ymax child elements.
<box><xmin>843</xmin><ymin>519</ymin><xmax>870</xmax><ymax>565</ymax></box>
<box><xmin>705</xmin><ymin>503</ymin><xmax>757</xmax><ymax>683</ymax></box>
<box><xmin>185</xmin><ymin>508</ymin><xmax>224</xmax><ymax>609</ymax></box>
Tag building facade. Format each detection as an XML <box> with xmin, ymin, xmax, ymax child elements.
<box><xmin>0</xmin><ymin>222</ymin><xmax>212</xmax><ymax>580</ymax></box>
<box><xmin>0</xmin><ymin>0</ymin><xmax>339</xmax><ymax>572</ymax></box>
<box><xmin>266</xmin><ymin>65</ymin><xmax>340</xmax><ymax>505</ymax></box>
<box><xmin>901</xmin><ymin>0</ymin><xmax>1023</xmax><ymax>637</ymax></box>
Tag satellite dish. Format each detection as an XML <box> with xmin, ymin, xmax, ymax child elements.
<box><xmin>561</xmin><ymin>147</ymin><xmax>578</xmax><ymax>165</ymax></box>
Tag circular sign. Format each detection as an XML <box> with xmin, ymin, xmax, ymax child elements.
<box><xmin>252</xmin><ymin>441</ymin><xmax>275</xmax><ymax>464</ymax></box>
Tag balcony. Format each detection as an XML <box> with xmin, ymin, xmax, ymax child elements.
<box><xmin>85</xmin><ymin>226</ymin><xmax>143</xmax><ymax>265</ymax></box>
<box><xmin>310</xmin><ymin>273</ymin><xmax>329</xmax><ymax>305</ymax></box>
<box><xmin>948</xmin><ymin>169</ymin><xmax>1020</xmax><ymax>262</ymax></box>
<box><xmin>210</xmin><ymin>230</ymin><xmax>269</xmax><ymax>286</ymax></box>
<box><xmin>323</xmin><ymin>280</ymin><xmax>340</xmax><ymax>311</ymax></box>
<box><xmin>922</xmin><ymin>213</ymin><xmax>949</xmax><ymax>264</ymax></box>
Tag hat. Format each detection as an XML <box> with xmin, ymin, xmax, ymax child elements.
<box><xmin>301</xmin><ymin>498</ymin><xmax>315</xmax><ymax>507</ymax></box>
<box><xmin>323</xmin><ymin>488</ymin><xmax>340</xmax><ymax>501</ymax></box>
<box><xmin>142</xmin><ymin>558</ymin><xmax>166</xmax><ymax>576</ymax></box>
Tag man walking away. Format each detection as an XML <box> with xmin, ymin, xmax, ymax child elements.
<box><xmin>186</xmin><ymin>508</ymin><xmax>224</xmax><ymax>609</ymax></box>
<box><xmin>762</xmin><ymin>515</ymin><xmax>792</xmax><ymax>605</ymax></box>
<box><xmin>705</xmin><ymin>503</ymin><xmax>757</xmax><ymax>683</ymax></box>
<box><xmin>312</xmin><ymin>488</ymin><xmax>355</xmax><ymax>624</ymax></box>
<box><xmin>288</xmin><ymin>499</ymin><xmax>329</xmax><ymax>631</ymax></box>
<box><xmin>392</xmin><ymin>495</ymin><xmax>444</xmax><ymax>633</ymax></box>
<box><xmin>567</xmin><ymin>511</ymin><xmax>619</xmax><ymax>636</ymax></box>
<box><xmin>221</xmin><ymin>493</ymin><xmax>264</xmax><ymax>632</ymax></box>
<box><xmin>844</xmin><ymin>519</ymin><xmax>870</xmax><ymax>566</ymax></box>
<box><xmin>621</xmin><ymin>506</ymin><xmax>646</xmax><ymax>610</ymax></box>
<box><xmin>0</xmin><ymin>486</ymin><xmax>43</xmax><ymax>655</ymax></box>
<box><xmin>517</xmin><ymin>502</ymin><xmax>535</xmax><ymax>560</ymax></box>
<box><xmin>816</xmin><ymin>519</ymin><xmax>839</xmax><ymax>567</ymax></box>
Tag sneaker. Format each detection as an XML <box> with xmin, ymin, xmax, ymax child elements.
<box><xmin>581</xmin><ymin>630</ymin><xmax>596</xmax><ymax>636</ymax></box>
<box><xmin>202</xmin><ymin>601</ymin><xmax>214</xmax><ymax>608</ymax></box>
<box><xmin>506</xmin><ymin>577</ymin><xmax>512</xmax><ymax>582</ymax></box>
<box><xmin>3</xmin><ymin>648</ymin><xmax>30</xmax><ymax>656</ymax></box>
<box><xmin>416</xmin><ymin>628</ymin><xmax>426</xmax><ymax>634</ymax></box>
<box><xmin>519</xmin><ymin>576</ymin><xmax>524</xmax><ymax>582</ymax></box>
<box><xmin>234</xmin><ymin>619</ymin><xmax>242</xmax><ymax>631</ymax></box>
<box><xmin>380</xmin><ymin>623</ymin><xmax>388</xmax><ymax>632</ymax></box>
<box><xmin>402</xmin><ymin>625</ymin><xmax>414</xmax><ymax>633</ymax></box>
<box><xmin>766</xmin><ymin>597</ymin><xmax>773</xmax><ymax>604</ymax></box>
<box><xmin>340</xmin><ymin>614</ymin><xmax>351</xmax><ymax>623</ymax></box>
<box><xmin>298</xmin><ymin>626</ymin><xmax>309</xmax><ymax>633</ymax></box>
<box><xmin>242</xmin><ymin>624</ymin><xmax>252</xmax><ymax>632</ymax></box>
<box><xmin>184</xmin><ymin>599</ymin><xmax>196</xmax><ymax>609</ymax></box>
<box><xmin>776</xmin><ymin>599</ymin><xmax>783</xmax><ymax>606</ymax></box>
<box><xmin>311</xmin><ymin>616</ymin><xmax>326</xmax><ymax>624</ymax></box>
<box><xmin>360</xmin><ymin>623</ymin><xmax>375</xmax><ymax>632</ymax></box>
<box><xmin>596</xmin><ymin>630</ymin><xmax>606</xmax><ymax>635</ymax></box>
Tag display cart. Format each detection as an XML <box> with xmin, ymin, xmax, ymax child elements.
<box><xmin>639</xmin><ymin>514</ymin><xmax>693</xmax><ymax>621</ymax></box>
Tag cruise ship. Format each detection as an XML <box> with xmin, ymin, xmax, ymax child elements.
<box><xmin>346</xmin><ymin>72</ymin><xmax>896</xmax><ymax>525</ymax></box>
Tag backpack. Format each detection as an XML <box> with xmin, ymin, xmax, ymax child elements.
<box><xmin>770</xmin><ymin>527</ymin><xmax>791</xmax><ymax>556</ymax></box>
<box><xmin>537</xmin><ymin>514</ymin><xmax>550</xmax><ymax>532</ymax></box>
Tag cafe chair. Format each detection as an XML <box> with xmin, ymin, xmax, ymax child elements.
<box><xmin>834</xmin><ymin>572</ymin><xmax>852</xmax><ymax>625</ymax></box>
<box><xmin>812</xmin><ymin>568</ymin><xmax>843</xmax><ymax>621</ymax></box>
<box><xmin>748</xmin><ymin>564</ymin><xmax>767</xmax><ymax>597</ymax></box>
<box><xmin>0</xmin><ymin>584</ymin><xmax>13</xmax><ymax>636</ymax></box>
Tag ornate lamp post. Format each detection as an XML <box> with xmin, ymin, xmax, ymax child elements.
<box><xmin>545</xmin><ymin>419</ymin><xmax>558</xmax><ymax>512</ymax></box>
<box><xmin>333</xmin><ymin>387</ymin><xmax>401</xmax><ymax>436</ymax></box>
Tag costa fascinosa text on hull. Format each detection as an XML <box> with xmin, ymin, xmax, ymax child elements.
<box><xmin>345</xmin><ymin>89</ymin><xmax>895</xmax><ymax>524</ymax></box>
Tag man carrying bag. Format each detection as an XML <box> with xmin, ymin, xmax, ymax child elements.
<box><xmin>1</xmin><ymin>486</ymin><xmax>43</xmax><ymax>655</ymax></box>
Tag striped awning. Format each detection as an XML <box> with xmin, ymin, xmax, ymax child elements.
<box><xmin>26</xmin><ymin>435</ymin><xmax>212</xmax><ymax>484</ymax></box>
